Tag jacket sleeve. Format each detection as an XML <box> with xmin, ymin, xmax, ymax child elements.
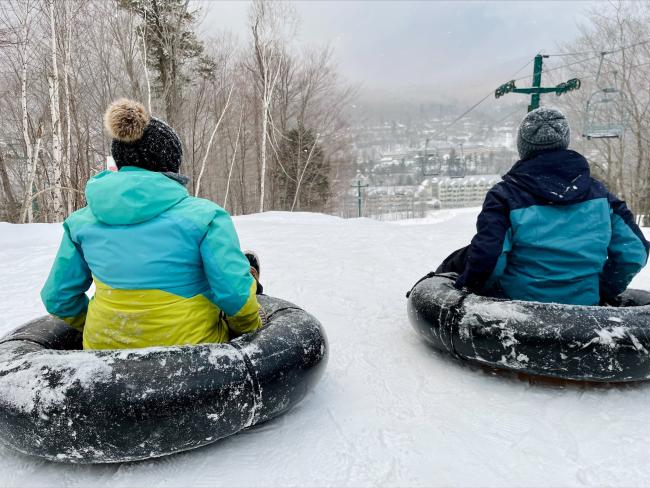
<box><xmin>455</xmin><ymin>187</ymin><xmax>511</xmax><ymax>293</ymax></box>
<box><xmin>40</xmin><ymin>223</ymin><xmax>93</xmax><ymax>331</ymax></box>
<box><xmin>600</xmin><ymin>194</ymin><xmax>649</xmax><ymax>300</ymax></box>
<box><xmin>200</xmin><ymin>208</ymin><xmax>261</xmax><ymax>336</ymax></box>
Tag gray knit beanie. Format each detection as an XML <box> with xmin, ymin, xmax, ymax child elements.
<box><xmin>517</xmin><ymin>107</ymin><xmax>570</xmax><ymax>160</ymax></box>
<box><xmin>104</xmin><ymin>98</ymin><xmax>183</xmax><ymax>174</ymax></box>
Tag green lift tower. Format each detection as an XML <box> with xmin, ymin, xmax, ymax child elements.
<box><xmin>495</xmin><ymin>54</ymin><xmax>581</xmax><ymax>112</ymax></box>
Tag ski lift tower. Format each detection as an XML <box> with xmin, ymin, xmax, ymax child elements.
<box><xmin>351</xmin><ymin>175</ymin><xmax>369</xmax><ymax>218</ymax></box>
<box><xmin>495</xmin><ymin>54</ymin><xmax>581</xmax><ymax>112</ymax></box>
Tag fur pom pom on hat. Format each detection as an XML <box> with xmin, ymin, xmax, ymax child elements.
<box><xmin>104</xmin><ymin>98</ymin><xmax>183</xmax><ymax>174</ymax></box>
<box><xmin>104</xmin><ymin>99</ymin><xmax>150</xmax><ymax>142</ymax></box>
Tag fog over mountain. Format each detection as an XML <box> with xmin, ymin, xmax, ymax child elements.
<box><xmin>202</xmin><ymin>1</ymin><xmax>597</xmax><ymax>103</ymax></box>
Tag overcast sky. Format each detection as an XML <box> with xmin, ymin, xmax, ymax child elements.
<box><xmin>202</xmin><ymin>1</ymin><xmax>597</xmax><ymax>103</ymax></box>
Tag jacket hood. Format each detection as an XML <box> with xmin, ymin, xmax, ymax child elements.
<box><xmin>85</xmin><ymin>167</ymin><xmax>188</xmax><ymax>225</ymax></box>
<box><xmin>503</xmin><ymin>149</ymin><xmax>591</xmax><ymax>204</ymax></box>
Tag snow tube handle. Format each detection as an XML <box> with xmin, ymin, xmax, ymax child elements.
<box><xmin>406</xmin><ymin>272</ymin><xmax>457</xmax><ymax>298</ymax></box>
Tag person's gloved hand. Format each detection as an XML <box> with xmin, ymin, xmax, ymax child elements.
<box><xmin>599</xmin><ymin>294</ymin><xmax>622</xmax><ymax>307</ymax></box>
<box><xmin>250</xmin><ymin>266</ymin><xmax>259</xmax><ymax>282</ymax></box>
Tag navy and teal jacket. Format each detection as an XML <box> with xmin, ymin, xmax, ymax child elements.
<box><xmin>456</xmin><ymin>149</ymin><xmax>649</xmax><ymax>305</ymax></box>
<box><xmin>41</xmin><ymin>167</ymin><xmax>261</xmax><ymax>350</ymax></box>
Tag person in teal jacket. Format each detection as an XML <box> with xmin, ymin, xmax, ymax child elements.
<box><xmin>41</xmin><ymin>99</ymin><xmax>262</xmax><ymax>349</ymax></box>
<box><xmin>438</xmin><ymin>107</ymin><xmax>649</xmax><ymax>305</ymax></box>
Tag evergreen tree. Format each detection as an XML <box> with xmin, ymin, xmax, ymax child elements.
<box><xmin>276</xmin><ymin>125</ymin><xmax>329</xmax><ymax>211</ymax></box>
<box><xmin>117</xmin><ymin>0</ymin><xmax>209</xmax><ymax>126</ymax></box>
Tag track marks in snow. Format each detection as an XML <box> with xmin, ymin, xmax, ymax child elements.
<box><xmin>3</xmin><ymin>213</ymin><xmax>650</xmax><ymax>486</ymax></box>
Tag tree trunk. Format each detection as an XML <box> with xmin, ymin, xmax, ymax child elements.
<box><xmin>63</xmin><ymin>0</ymin><xmax>73</xmax><ymax>214</ymax></box>
<box><xmin>259</xmin><ymin>97</ymin><xmax>269</xmax><ymax>212</ymax></box>
<box><xmin>48</xmin><ymin>0</ymin><xmax>65</xmax><ymax>221</ymax></box>
<box><xmin>19</xmin><ymin>15</ymin><xmax>33</xmax><ymax>223</ymax></box>
<box><xmin>0</xmin><ymin>150</ymin><xmax>18</xmax><ymax>223</ymax></box>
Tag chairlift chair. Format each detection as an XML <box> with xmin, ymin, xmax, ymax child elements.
<box><xmin>421</xmin><ymin>154</ymin><xmax>443</xmax><ymax>177</ymax></box>
<box><xmin>582</xmin><ymin>52</ymin><xmax>627</xmax><ymax>140</ymax></box>
<box><xmin>583</xmin><ymin>88</ymin><xmax>626</xmax><ymax>139</ymax></box>
<box><xmin>448</xmin><ymin>156</ymin><xmax>467</xmax><ymax>178</ymax></box>
<box><xmin>421</xmin><ymin>138</ymin><xmax>442</xmax><ymax>177</ymax></box>
<box><xmin>449</xmin><ymin>142</ymin><xmax>467</xmax><ymax>179</ymax></box>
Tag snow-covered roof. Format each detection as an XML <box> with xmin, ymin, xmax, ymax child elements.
<box><xmin>433</xmin><ymin>174</ymin><xmax>501</xmax><ymax>186</ymax></box>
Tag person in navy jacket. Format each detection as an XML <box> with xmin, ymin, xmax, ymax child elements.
<box><xmin>438</xmin><ymin>107</ymin><xmax>649</xmax><ymax>305</ymax></box>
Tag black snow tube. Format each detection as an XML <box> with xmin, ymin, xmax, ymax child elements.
<box><xmin>0</xmin><ymin>295</ymin><xmax>328</xmax><ymax>463</ymax></box>
<box><xmin>407</xmin><ymin>274</ymin><xmax>650</xmax><ymax>382</ymax></box>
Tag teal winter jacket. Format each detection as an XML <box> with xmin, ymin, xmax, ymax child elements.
<box><xmin>456</xmin><ymin>149</ymin><xmax>649</xmax><ymax>305</ymax></box>
<box><xmin>40</xmin><ymin>167</ymin><xmax>261</xmax><ymax>349</ymax></box>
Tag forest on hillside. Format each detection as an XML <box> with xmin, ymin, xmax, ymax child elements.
<box><xmin>1</xmin><ymin>1</ymin><xmax>650</xmax><ymax>222</ymax></box>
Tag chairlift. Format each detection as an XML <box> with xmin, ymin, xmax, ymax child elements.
<box><xmin>583</xmin><ymin>53</ymin><xmax>626</xmax><ymax>140</ymax></box>
<box><xmin>448</xmin><ymin>156</ymin><xmax>467</xmax><ymax>178</ymax></box>
<box><xmin>421</xmin><ymin>138</ymin><xmax>442</xmax><ymax>177</ymax></box>
<box><xmin>583</xmin><ymin>88</ymin><xmax>626</xmax><ymax>139</ymax></box>
<box><xmin>449</xmin><ymin>143</ymin><xmax>467</xmax><ymax>179</ymax></box>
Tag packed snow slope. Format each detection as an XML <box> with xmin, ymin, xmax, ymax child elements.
<box><xmin>2</xmin><ymin>208</ymin><xmax>650</xmax><ymax>487</ymax></box>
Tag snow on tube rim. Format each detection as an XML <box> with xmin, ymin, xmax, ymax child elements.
<box><xmin>0</xmin><ymin>295</ymin><xmax>328</xmax><ymax>463</ymax></box>
<box><xmin>407</xmin><ymin>274</ymin><xmax>650</xmax><ymax>382</ymax></box>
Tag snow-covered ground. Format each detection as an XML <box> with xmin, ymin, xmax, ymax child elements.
<box><xmin>2</xmin><ymin>208</ymin><xmax>650</xmax><ymax>487</ymax></box>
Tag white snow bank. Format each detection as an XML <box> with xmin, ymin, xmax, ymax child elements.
<box><xmin>390</xmin><ymin>207</ymin><xmax>483</xmax><ymax>226</ymax></box>
<box><xmin>1</xmin><ymin>209</ymin><xmax>650</xmax><ymax>486</ymax></box>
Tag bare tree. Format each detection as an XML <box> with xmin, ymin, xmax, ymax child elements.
<box><xmin>195</xmin><ymin>83</ymin><xmax>234</xmax><ymax>197</ymax></box>
<box><xmin>0</xmin><ymin>0</ymin><xmax>355</xmax><ymax>222</ymax></box>
<box><xmin>224</xmin><ymin>104</ymin><xmax>244</xmax><ymax>211</ymax></box>
<box><xmin>0</xmin><ymin>149</ymin><xmax>18</xmax><ymax>221</ymax></box>
<box><xmin>555</xmin><ymin>1</ymin><xmax>650</xmax><ymax>219</ymax></box>
<box><xmin>6</xmin><ymin>0</ymin><xmax>38</xmax><ymax>221</ymax></box>
<box><xmin>47</xmin><ymin>0</ymin><xmax>64</xmax><ymax>221</ymax></box>
<box><xmin>248</xmin><ymin>0</ymin><xmax>296</xmax><ymax>212</ymax></box>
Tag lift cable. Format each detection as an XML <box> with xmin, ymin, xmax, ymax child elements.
<box><xmin>428</xmin><ymin>57</ymin><xmax>536</xmax><ymax>139</ymax></box>
<box><xmin>429</xmin><ymin>39</ymin><xmax>650</xmax><ymax>143</ymax></box>
<box><xmin>510</xmin><ymin>39</ymin><xmax>650</xmax><ymax>83</ymax></box>
<box><xmin>543</xmin><ymin>38</ymin><xmax>650</xmax><ymax>58</ymax></box>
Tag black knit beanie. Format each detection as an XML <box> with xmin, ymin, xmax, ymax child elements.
<box><xmin>104</xmin><ymin>99</ymin><xmax>183</xmax><ymax>174</ymax></box>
